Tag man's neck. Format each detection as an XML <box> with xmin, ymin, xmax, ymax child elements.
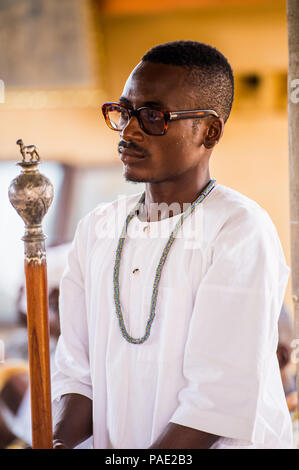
<box><xmin>141</xmin><ymin>172</ymin><xmax>211</xmax><ymax>222</ymax></box>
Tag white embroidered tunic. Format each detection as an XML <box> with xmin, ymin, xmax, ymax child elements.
<box><xmin>52</xmin><ymin>184</ymin><xmax>293</xmax><ymax>449</ymax></box>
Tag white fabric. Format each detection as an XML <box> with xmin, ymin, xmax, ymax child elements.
<box><xmin>52</xmin><ymin>184</ymin><xmax>293</xmax><ymax>449</ymax></box>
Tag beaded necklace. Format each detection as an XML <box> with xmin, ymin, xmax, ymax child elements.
<box><xmin>113</xmin><ymin>178</ymin><xmax>216</xmax><ymax>344</ymax></box>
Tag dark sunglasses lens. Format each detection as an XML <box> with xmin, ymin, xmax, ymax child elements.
<box><xmin>105</xmin><ymin>104</ymin><xmax>129</xmax><ymax>130</ymax></box>
<box><xmin>139</xmin><ymin>108</ymin><xmax>165</xmax><ymax>135</ymax></box>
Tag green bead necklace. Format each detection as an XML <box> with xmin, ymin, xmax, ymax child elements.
<box><xmin>113</xmin><ymin>179</ymin><xmax>216</xmax><ymax>344</ymax></box>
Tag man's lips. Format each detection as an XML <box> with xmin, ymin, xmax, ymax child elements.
<box><xmin>118</xmin><ymin>146</ymin><xmax>145</xmax><ymax>159</ymax></box>
<box><xmin>118</xmin><ymin>139</ymin><xmax>149</xmax><ymax>156</ymax></box>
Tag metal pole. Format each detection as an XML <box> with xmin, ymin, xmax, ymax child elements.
<box><xmin>8</xmin><ymin>140</ymin><xmax>54</xmax><ymax>449</ymax></box>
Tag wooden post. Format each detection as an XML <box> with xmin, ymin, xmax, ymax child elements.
<box><xmin>287</xmin><ymin>0</ymin><xmax>299</xmax><ymax>411</ymax></box>
<box><xmin>8</xmin><ymin>140</ymin><xmax>54</xmax><ymax>449</ymax></box>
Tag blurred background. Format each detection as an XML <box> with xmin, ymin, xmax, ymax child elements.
<box><xmin>0</xmin><ymin>0</ymin><xmax>297</xmax><ymax>449</ymax></box>
<box><xmin>0</xmin><ymin>0</ymin><xmax>291</xmax><ymax>322</ymax></box>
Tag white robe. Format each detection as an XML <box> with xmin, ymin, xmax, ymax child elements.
<box><xmin>52</xmin><ymin>184</ymin><xmax>293</xmax><ymax>449</ymax></box>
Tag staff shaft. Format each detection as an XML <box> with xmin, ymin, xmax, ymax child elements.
<box><xmin>25</xmin><ymin>254</ymin><xmax>53</xmax><ymax>449</ymax></box>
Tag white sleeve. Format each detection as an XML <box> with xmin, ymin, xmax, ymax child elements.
<box><xmin>51</xmin><ymin>216</ymin><xmax>92</xmax><ymax>402</ymax></box>
<box><xmin>170</xmin><ymin>209</ymin><xmax>289</xmax><ymax>442</ymax></box>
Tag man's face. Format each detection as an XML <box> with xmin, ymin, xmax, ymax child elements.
<box><xmin>118</xmin><ymin>61</ymin><xmax>211</xmax><ymax>183</ymax></box>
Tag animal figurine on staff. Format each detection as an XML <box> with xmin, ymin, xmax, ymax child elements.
<box><xmin>16</xmin><ymin>139</ymin><xmax>40</xmax><ymax>163</ymax></box>
<box><xmin>8</xmin><ymin>140</ymin><xmax>54</xmax><ymax>448</ymax></box>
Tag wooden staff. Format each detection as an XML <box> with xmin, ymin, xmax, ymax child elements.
<box><xmin>8</xmin><ymin>139</ymin><xmax>54</xmax><ymax>449</ymax></box>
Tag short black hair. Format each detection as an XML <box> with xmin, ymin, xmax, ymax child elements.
<box><xmin>142</xmin><ymin>40</ymin><xmax>234</xmax><ymax>123</ymax></box>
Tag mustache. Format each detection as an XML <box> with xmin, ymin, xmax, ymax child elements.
<box><xmin>118</xmin><ymin>140</ymin><xmax>150</xmax><ymax>158</ymax></box>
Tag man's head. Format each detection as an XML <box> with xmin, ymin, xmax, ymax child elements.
<box><xmin>106</xmin><ymin>40</ymin><xmax>234</xmax><ymax>185</ymax></box>
<box><xmin>142</xmin><ymin>41</ymin><xmax>234</xmax><ymax>124</ymax></box>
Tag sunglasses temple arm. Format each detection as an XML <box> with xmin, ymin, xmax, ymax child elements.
<box><xmin>169</xmin><ymin>113</ymin><xmax>218</xmax><ymax>121</ymax></box>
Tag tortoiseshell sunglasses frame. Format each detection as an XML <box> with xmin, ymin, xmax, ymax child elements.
<box><xmin>102</xmin><ymin>102</ymin><xmax>219</xmax><ymax>136</ymax></box>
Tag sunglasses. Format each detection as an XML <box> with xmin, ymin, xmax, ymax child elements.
<box><xmin>102</xmin><ymin>102</ymin><xmax>219</xmax><ymax>136</ymax></box>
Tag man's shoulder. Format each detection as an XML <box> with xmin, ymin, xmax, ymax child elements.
<box><xmin>205</xmin><ymin>184</ymin><xmax>288</xmax><ymax>274</ymax></box>
<box><xmin>210</xmin><ymin>184</ymin><xmax>263</xmax><ymax>212</ymax></box>
<box><xmin>208</xmin><ymin>184</ymin><xmax>270</xmax><ymax>222</ymax></box>
<box><xmin>204</xmin><ymin>184</ymin><xmax>277</xmax><ymax>241</ymax></box>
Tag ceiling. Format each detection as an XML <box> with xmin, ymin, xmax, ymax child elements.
<box><xmin>98</xmin><ymin>0</ymin><xmax>282</xmax><ymax>14</ymax></box>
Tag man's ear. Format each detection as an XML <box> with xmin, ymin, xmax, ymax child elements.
<box><xmin>203</xmin><ymin>118</ymin><xmax>224</xmax><ymax>149</ymax></box>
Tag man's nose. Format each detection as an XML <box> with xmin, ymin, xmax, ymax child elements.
<box><xmin>120</xmin><ymin>114</ymin><xmax>144</xmax><ymax>141</ymax></box>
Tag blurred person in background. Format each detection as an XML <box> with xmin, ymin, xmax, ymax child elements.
<box><xmin>276</xmin><ymin>305</ymin><xmax>298</xmax><ymax>448</ymax></box>
<box><xmin>0</xmin><ymin>243</ymin><xmax>71</xmax><ymax>448</ymax></box>
<box><xmin>51</xmin><ymin>41</ymin><xmax>293</xmax><ymax>449</ymax></box>
<box><xmin>277</xmin><ymin>305</ymin><xmax>297</xmax><ymax>412</ymax></box>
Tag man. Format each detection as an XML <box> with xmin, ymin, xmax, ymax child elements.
<box><xmin>52</xmin><ymin>41</ymin><xmax>293</xmax><ymax>449</ymax></box>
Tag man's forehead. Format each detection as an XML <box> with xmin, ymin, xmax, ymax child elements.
<box><xmin>121</xmin><ymin>61</ymin><xmax>195</xmax><ymax>108</ymax></box>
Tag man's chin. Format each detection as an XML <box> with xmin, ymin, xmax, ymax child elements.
<box><xmin>124</xmin><ymin>169</ymin><xmax>151</xmax><ymax>183</ymax></box>
<box><xmin>124</xmin><ymin>172</ymin><xmax>176</xmax><ymax>185</ymax></box>
<box><xmin>123</xmin><ymin>167</ymin><xmax>169</xmax><ymax>184</ymax></box>
<box><xmin>125</xmin><ymin>174</ymin><xmax>148</xmax><ymax>183</ymax></box>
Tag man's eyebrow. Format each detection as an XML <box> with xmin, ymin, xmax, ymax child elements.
<box><xmin>143</xmin><ymin>100</ymin><xmax>166</xmax><ymax>109</ymax></box>
<box><xmin>119</xmin><ymin>96</ymin><xmax>131</xmax><ymax>106</ymax></box>
<box><xmin>119</xmin><ymin>97</ymin><xmax>166</xmax><ymax>109</ymax></box>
